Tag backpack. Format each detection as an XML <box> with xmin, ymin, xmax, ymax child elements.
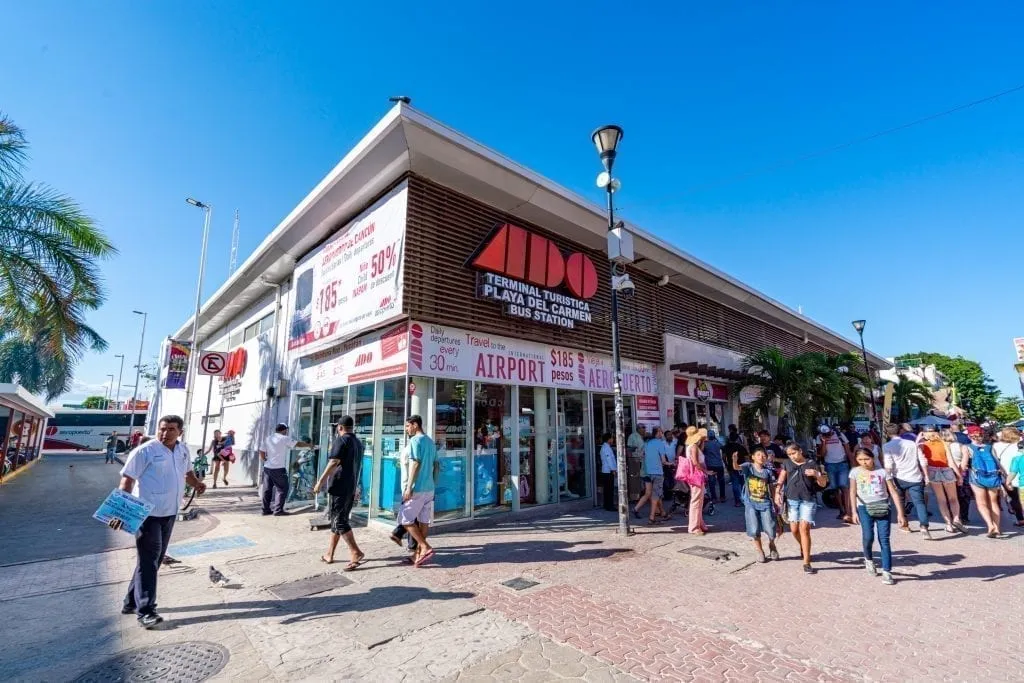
<box><xmin>969</xmin><ymin>445</ymin><xmax>1003</xmax><ymax>489</ymax></box>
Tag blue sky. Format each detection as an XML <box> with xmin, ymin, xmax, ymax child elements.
<box><xmin>4</xmin><ymin>2</ymin><xmax>1024</xmax><ymax>402</ymax></box>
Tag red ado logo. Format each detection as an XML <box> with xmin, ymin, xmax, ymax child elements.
<box><xmin>468</xmin><ymin>223</ymin><xmax>598</xmax><ymax>299</ymax></box>
<box><xmin>354</xmin><ymin>352</ymin><xmax>374</xmax><ymax>367</ymax></box>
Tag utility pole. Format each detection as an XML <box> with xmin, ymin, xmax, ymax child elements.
<box><xmin>229</xmin><ymin>209</ymin><xmax>240</xmax><ymax>276</ymax></box>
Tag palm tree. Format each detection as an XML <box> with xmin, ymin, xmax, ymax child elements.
<box><xmin>890</xmin><ymin>379</ymin><xmax>933</xmax><ymax>424</ymax></box>
<box><xmin>0</xmin><ymin>114</ymin><xmax>114</xmax><ymax>398</ymax></box>
<box><xmin>803</xmin><ymin>351</ymin><xmax>870</xmax><ymax>423</ymax></box>
<box><xmin>732</xmin><ymin>348</ymin><xmax>817</xmax><ymax>435</ymax></box>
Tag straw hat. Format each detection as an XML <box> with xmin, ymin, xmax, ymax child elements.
<box><xmin>685</xmin><ymin>426</ymin><xmax>708</xmax><ymax>446</ymax></box>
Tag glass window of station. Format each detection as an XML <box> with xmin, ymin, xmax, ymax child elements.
<box><xmin>284</xmin><ymin>375</ymin><xmax>632</xmax><ymax>522</ymax></box>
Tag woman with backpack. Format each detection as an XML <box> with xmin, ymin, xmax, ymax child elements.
<box><xmin>962</xmin><ymin>431</ymin><xmax>1012</xmax><ymax>538</ymax></box>
<box><xmin>849</xmin><ymin>447</ymin><xmax>899</xmax><ymax>585</ymax></box>
<box><xmin>741</xmin><ymin>447</ymin><xmax>778</xmax><ymax>562</ymax></box>
<box><xmin>776</xmin><ymin>443</ymin><xmax>829</xmax><ymax>574</ymax></box>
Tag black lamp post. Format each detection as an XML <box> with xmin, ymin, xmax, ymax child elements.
<box><xmin>851</xmin><ymin>320</ymin><xmax>880</xmax><ymax>431</ymax></box>
<box><xmin>592</xmin><ymin>124</ymin><xmax>630</xmax><ymax>536</ymax></box>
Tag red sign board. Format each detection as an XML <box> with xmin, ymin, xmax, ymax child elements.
<box><xmin>674</xmin><ymin>377</ymin><xmax>729</xmax><ymax>402</ymax></box>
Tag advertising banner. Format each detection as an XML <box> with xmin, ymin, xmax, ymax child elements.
<box><xmin>1015</xmin><ymin>363</ymin><xmax>1024</xmax><ymax>401</ymax></box>
<box><xmin>288</xmin><ymin>183</ymin><xmax>407</xmax><ymax>355</ymax></box>
<box><xmin>164</xmin><ymin>340</ymin><xmax>190</xmax><ymax>389</ymax></box>
<box><xmin>1014</xmin><ymin>339</ymin><xmax>1024</xmax><ymax>363</ymax></box>
<box><xmin>636</xmin><ymin>395</ymin><xmax>660</xmax><ymax>429</ymax></box>
<box><xmin>295</xmin><ymin>322</ymin><xmax>410</xmax><ymax>392</ymax></box>
<box><xmin>408</xmin><ymin>322</ymin><xmax>658</xmax><ymax>395</ymax></box>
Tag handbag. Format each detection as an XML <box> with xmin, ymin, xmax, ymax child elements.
<box><xmin>857</xmin><ymin>493</ymin><xmax>890</xmax><ymax>519</ymax></box>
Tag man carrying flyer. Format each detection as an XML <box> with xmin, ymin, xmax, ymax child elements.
<box><xmin>112</xmin><ymin>415</ymin><xmax>205</xmax><ymax>629</ymax></box>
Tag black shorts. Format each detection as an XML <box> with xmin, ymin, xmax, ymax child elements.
<box><xmin>328</xmin><ymin>492</ymin><xmax>354</xmax><ymax>534</ymax></box>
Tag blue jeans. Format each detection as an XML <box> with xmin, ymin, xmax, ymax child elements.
<box><xmin>896</xmin><ymin>479</ymin><xmax>929</xmax><ymax>529</ymax></box>
<box><xmin>856</xmin><ymin>505</ymin><xmax>892</xmax><ymax>571</ymax></box>
<box><xmin>730</xmin><ymin>471</ymin><xmax>744</xmax><ymax>503</ymax></box>
<box><xmin>744</xmin><ymin>502</ymin><xmax>776</xmax><ymax>538</ymax></box>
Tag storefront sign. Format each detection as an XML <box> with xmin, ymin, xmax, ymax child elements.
<box><xmin>287</xmin><ymin>183</ymin><xmax>407</xmax><ymax>354</ymax></box>
<box><xmin>296</xmin><ymin>322</ymin><xmax>409</xmax><ymax>391</ymax></box>
<box><xmin>219</xmin><ymin>347</ymin><xmax>248</xmax><ymax>403</ymax></box>
<box><xmin>164</xmin><ymin>340</ymin><xmax>190</xmax><ymax>389</ymax></box>
<box><xmin>409</xmin><ymin>322</ymin><xmax>657</xmax><ymax>394</ymax></box>
<box><xmin>674</xmin><ymin>376</ymin><xmax>729</xmax><ymax>402</ymax></box>
<box><xmin>636</xmin><ymin>395</ymin><xmax>660</xmax><ymax>429</ymax></box>
<box><xmin>467</xmin><ymin>223</ymin><xmax>597</xmax><ymax>330</ymax></box>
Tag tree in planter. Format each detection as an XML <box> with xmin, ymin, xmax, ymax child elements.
<box><xmin>890</xmin><ymin>379</ymin><xmax>933</xmax><ymax>423</ymax></box>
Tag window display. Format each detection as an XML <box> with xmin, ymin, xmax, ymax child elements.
<box><xmin>376</xmin><ymin>378</ymin><xmax>407</xmax><ymax>520</ymax></box>
<box><xmin>473</xmin><ymin>383</ymin><xmax>511</xmax><ymax>513</ymax></box>
<box><xmin>558</xmin><ymin>390</ymin><xmax>590</xmax><ymax>501</ymax></box>
<box><xmin>432</xmin><ymin>378</ymin><xmax>468</xmax><ymax>519</ymax></box>
<box><xmin>519</xmin><ymin>387</ymin><xmax>556</xmax><ymax>506</ymax></box>
<box><xmin>351</xmin><ymin>382</ymin><xmax>375</xmax><ymax>512</ymax></box>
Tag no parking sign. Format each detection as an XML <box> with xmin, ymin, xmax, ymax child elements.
<box><xmin>198</xmin><ymin>351</ymin><xmax>227</xmax><ymax>376</ymax></box>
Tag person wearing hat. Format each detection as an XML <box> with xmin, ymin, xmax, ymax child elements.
<box><xmin>259</xmin><ymin>423</ymin><xmax>312</xmax><ymax>516</ymax></box>
<box><xmin>815</xmin><ymin>424</ymin><xmax>853</xmax><ymax>523</ymax></box>
<box><xmin>682</xmin><ymin>426</ymin><xmax>710</xmax><ymax>534</ymax></box>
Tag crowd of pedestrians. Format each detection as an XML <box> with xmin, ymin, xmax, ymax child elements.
<box><xmin>602</xmin><ymin>419</ymin><xmax>1024</xmax><ymax>586</ymax></box>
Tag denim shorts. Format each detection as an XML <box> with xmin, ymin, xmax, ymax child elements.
<box><xmin>928</xmin><ymin>467</ymin><xmax>957</xmax><ymax>483</ymax></box>
<box><xmin>787</xmin><ymin>499</ymin><xmax>817</xmax><ymax>525</ymax></box>
<box><xmin>744</xmin><ymin>503</ymin><xmax>776</xmax><ymax>538</ymax></box>
<box><xmin>649</xmin><ymin>476</ymin><xmax>665</xmax><ymax>500</ymax></box>
<box><xmin>825</xmin><ymin>461</ymin><xmax>850</xmax><ymax>490</ymax></box>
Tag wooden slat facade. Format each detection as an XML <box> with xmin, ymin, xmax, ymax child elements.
<box><xmin>403</xmin><ymin>175</ymin><xmax>849</xmax><ymax>366</ymax></box>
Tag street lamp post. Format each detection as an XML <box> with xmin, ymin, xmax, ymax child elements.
<box><xmin>851</xmin><ymin>320</ymin><xmax>879</xmax><ymax>431</ymax></box>
<box><xmin>113</xmin><ymin>354</ymin><xmax>125</xmax><ymax>408</ymax></box>
<box><xmin>127</xmin><ymin>310</ymin><xmax>147</xmax><ymax>438</ymax></box>
<box><xmin>592</xmin><ymin>124</ymin><xmax>632</xmax><ymax>537</ymax></box>
<box><xmin>105</xmin><ymin>374</ymin><xmax>115</xmax><ymax>410</ymax></box>
<box><xmin>183</xmin><ymin>198</ymin><xmax>213</xmax><ymax>444</ymax></box>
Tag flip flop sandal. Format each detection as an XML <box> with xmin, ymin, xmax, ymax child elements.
<box><xmin>343</xmin><ymin>553</ymin><xmax>367</xmax><ymax>571</ymax></box>
<box><xmin>414</xmin><ymin>549</ymin><xmax>436</xmax><ymax>567</ymax></box>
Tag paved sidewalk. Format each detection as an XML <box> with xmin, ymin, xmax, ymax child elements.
<box><xmin>2</xmin><ymin>476</ymin><xmax>1022</xmax><ymax>681</ymax></box>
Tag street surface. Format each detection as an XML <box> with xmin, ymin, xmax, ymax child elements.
<box><xmin>0</xmin><ymin>458</ymin><xmax>1021</xmax><ymax>681</ymax></box>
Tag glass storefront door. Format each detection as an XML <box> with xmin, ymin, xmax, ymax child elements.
<box><xmin>432</xmin><ymin>378</ymin><xmax>468</xmax><ymax>520</ymax></box>
<box><xmin>351</xmin><ymin>382</ymin><xmax>375</xmax><ymax>514</ymax></box>
<box><xmin>674</xmin><ymin>399</ymin><xmax>725</xmax><ymax>435</ymax></box>
<box><xmin>557</xmin><ymin>390</ymin><xmax>591</xmax><ymax>501</ymax></box>
<box><xmin>375</xmin><ymin>378</ymin><xmax>406</xmax><ymax>521</ymax></box>
<box><xmin>518</xmin><ymin>387</ymin><xmax>556</xmax><ymax>506</ymax></box>
<box><xmin>473</xmin><ymin>383</ymin><xmax>512</xmax><ymax>514</ymax></box>
<box><xmin>287</xmin><ymin>394</ymin><xmax>323</xmax><ymax>508</ymax></box>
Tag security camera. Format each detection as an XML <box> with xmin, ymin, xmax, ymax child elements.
<box><xmin>611</xmin><ymin>274</ymin><xmax>635</xmax><ymax>295</ymax></box>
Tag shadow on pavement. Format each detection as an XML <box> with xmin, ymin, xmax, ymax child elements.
<box><xmin>156</xmin><ymin>586</ymin><xmax>475</xmax><ymax>626</ymax></box>
<box><xmin>433</xmin><ymin>539</ymin><xmax>631</xmax><ymax>567</ymax></box>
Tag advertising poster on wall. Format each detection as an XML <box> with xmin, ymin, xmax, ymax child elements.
<box><xmin>294</xmin><ymin>322</ymin><xmax>410</xmax><ymax>393</ymax></box>
<box><xmin>164</xmin><ymin>340</ymin><xmax>190</xmax><ymax>389</ymax></box>
<box><xmin>408</xmin><ymin>322</ymin><xmax>658</xmax><ymax>395</ymax></box>
<box><xmin>288</xmin><ymin>182</ymin><xmax>408</xmax><ymax>355</ymax></box>
<box><xmin>636</xmin><ymin>395</ymin><xmax>660</xmax><ymax>430</ymax></box>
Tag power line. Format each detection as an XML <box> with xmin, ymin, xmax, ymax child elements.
<box><xmin>678</xmin><ymin>82</ymin><xmax>1024</xmax><ymax>196</ymax></box>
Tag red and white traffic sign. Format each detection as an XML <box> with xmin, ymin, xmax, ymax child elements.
<box><xmin>198</xmin><ymin>351</ymin><xmax>227</xmax><ymax>376</ymax></box>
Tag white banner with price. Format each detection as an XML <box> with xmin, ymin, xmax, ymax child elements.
<box><xmin>408</xmin><ymin>321</ymin><xmax>658</xmax><ymax>395</ymax></box>
<box><xmin>287</xmin><ymin>182</ymin><xmax>407</xmax><ymax>355</ymax></box>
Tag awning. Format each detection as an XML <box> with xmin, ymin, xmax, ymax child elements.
<box><xmin>0</xmin><ymin>384</ymin><xmax>54</xmax><ymax>418</ymax></box>
<box><xmin>670</xmin><ymin>362</ymin><xmax>747</xmax><ymax>382</ymax></box>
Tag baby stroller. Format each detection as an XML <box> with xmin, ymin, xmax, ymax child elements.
<box><xmin>666</xmin><ymin>470</ymin><xmax>717</xmax><ymax>518</ymax></box>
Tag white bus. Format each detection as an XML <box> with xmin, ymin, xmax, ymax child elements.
<box><xmin>43</xmin><ymin>409</ymin><xmax>148</xmax><ymax>452</ymax></box>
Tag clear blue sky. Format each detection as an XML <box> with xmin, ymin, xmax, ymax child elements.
<box><xmin>4</xmin><ymin>2</ymin><xmax>1024</xmax><ymax>403</ymax></box>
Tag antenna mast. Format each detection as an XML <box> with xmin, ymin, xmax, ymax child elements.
<box><xmin>229</xmin><ymin>209</ymin><xmax>240</xmax><ymax>275</ymax></box>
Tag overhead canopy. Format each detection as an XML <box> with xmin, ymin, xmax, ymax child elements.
<box><xmin>909</xmin><ymin>415</ymin><xmax>951</xmax><ymax>427</ymax></box>
<box><xmin>670</xmin><ymin>362</ymin><xmax>748</xmax><ymax>382</ymax></box>
<box><xmin>0</xmin><ymin>384</ymin><xmax>54</xmax><ymax>418</ymax></box>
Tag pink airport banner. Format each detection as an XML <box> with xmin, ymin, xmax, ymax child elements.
<box><xmin>408</xmin><ymin>322</ymin><xmax>658</xmax><ymax>395</ymax></box>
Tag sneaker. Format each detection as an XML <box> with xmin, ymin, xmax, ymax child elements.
<box><xmin>273</xmin><ymin>511</ymin><xmax>291</xmax><ymax>517</ymax></box>
<box><xmin>921</xmin><ymin>528</ymin><xmax>934</xmax><ymax>541</ymax></box>
<box><xmin>138</xmin><ymin>613</ymin><xmax>163</xmax><ymax>629</ymax></box>
<box><xmin>121</xmin><ymin>606</ymin><xmax>136</xmax><ymax>615</ymax></box>
<box><xmin>803</xmin><ymin>564</ymin><xmax>816</xmax><ymax>575</ymax></box>
<box><xmin>632</xmin><ymin>508</ymin><xmax>641</xmax><ymax>520</ymax></box>
<box><xmin>768</xmin><ymin>546</ymin><xmax>780</xmax><ymax>561</ymax></box>
<box><xmin>864</xmin><ymin>559</ymin><xmax>878</xmax><ymax>576</ymax></box>
<box><xmin>261</xmin><ymin>511</ymin><xmax>272</xmax><ymax>516</ymax></box>
<box><xmin>881</xmin><ymin>571</ymin><xmax>895</xmax><ymax>586</ymax></box>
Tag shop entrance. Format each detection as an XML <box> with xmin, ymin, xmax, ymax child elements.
<box><xmin>673</xmin><ymin>399</ymin><xmax>724</xmax><ymax>435</ymax></box>
<box><xmin>592</xmin><ymin>394</ymin><xmax>636</xmax><ymax>438</ymax></box>
<box><xmin>287</xmin><ymin>394</ymin><xmax>323</xmax><ymax>506</ymax></box>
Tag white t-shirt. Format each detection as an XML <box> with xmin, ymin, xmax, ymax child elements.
<box><xmin>993</xmin><ymin>442</ymin><xmax>1020</xmax><ymax>487</ymax></box>
<box><xmin>120</xmin><ymin>440</ymin><xmax>189</xmax><ymax>517</ymax></box>
<box><xmin>262</xmin><ymin>432</ymin><xmax>297</xmax><ymax>469</ymax></box>
<box><xmin>849</xmin><ymin>466</ymin><xmax>889</xmax><ymax>504</ymax></box>
<box><xmin>816</xmin><ymin>432</ymin><xmax>849</xmax><ymax>464</ymax></box>
<box><xmin>600</xmin><ymin>443</ymin><xmax>617</xmax><ymax>473</ymax></box>
<box><xmin>882</xmin><ymin>437</ymin><xmax>924</xmax><ymax>483</ymax></box>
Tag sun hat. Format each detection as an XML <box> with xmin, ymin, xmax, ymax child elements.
<box><xmin>685</xmin><ymin>426</ymin><xmax>708</xmax><ymax>446</ymax></box>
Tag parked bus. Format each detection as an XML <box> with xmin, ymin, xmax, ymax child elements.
<box><xmin>43</xmin><ymin>409</ymin><xmax>148</xmax><ymax>452</ymax></box>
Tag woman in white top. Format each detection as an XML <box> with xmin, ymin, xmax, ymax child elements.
<box><xmin>992</xmin><ymin>427</ymin><xmax>1024</xmax><ymax>527</ymax></box>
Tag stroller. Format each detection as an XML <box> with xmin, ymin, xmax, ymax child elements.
<box><xmin>665</xmin><ymin>467</ymin><xmax>717</xmax><ymax>518</ymax></box>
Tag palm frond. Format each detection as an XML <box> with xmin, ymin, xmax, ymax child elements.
<box><xmin>0</xmin><ymin>114</ymin><xmax>28</xmax><ymax>182</ymax></box>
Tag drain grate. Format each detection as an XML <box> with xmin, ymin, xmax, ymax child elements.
<box><xmin>501</xmin><ymin>577</ymin><xmax>540</xmax><ymax>591</ymax></box>
<box><xmin>72</xmin><ymin>641</ymin><xmax>229</xmax><ymax>682</ymax></box>
<box><xmin>679</xmin><ymin>545</ymin><xmax>739</xmax><ymax>562</ymax></box>
<box><xmin>268</xmin><ymin>573</ymin><xmax>353</xmax><ymax>600</ymax></box>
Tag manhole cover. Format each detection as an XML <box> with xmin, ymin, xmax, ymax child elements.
<box><xmin>501</xmin><ymin>577</ymin><xmax>540</xmax><ymax>591</ymax></box>
<box><xmin>268</xmin><ymin>573</ymin><xmax>353</xmax><ymax>600</ymax></box>
<box><xmin>679</xmin><ymin>545</ymin><xmax>739</xmax><ymax>561</ymax></box>
<box><xmin>72</xmin><ymin>641</ymin><xmax>228</xmax><ymax>682</ymax></box>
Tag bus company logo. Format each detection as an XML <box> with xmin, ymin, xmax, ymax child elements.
<box><xmin>224</xmin><ymin>348</ymin><xmax>248</xmax><ymax>380</ymax></box>
<box><xmin>467</xmin><ymin>223</ymin><xmax>597</xmax><ymax>330</ymax></box>
<box><xmin>46</xmin><ymin>425</ymin><xmax>58</xmax><ymax>436</ymax></box>
<box><xmin>694</xmin><ymin>380</ymin><xmax>712</xmax><ymax>402</ymax></box>
<box><xmin>409</xmin><ymin>324</ymin><xmax>424</xmax><ymax>370</ymax></box>
<box><xmin>354</xmin><ymin>352</ymin><xmax>374</xmax><ymax>367</ymax></box>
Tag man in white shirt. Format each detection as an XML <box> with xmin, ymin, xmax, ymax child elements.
<box><xmin>599</xmin><ymin>432</ymin><xmax>617</xmax><ymax>511</ymax></box>
<box><xmin>882</xmin><ymin>422</ymin><xmax>932</xmax><ymax>538</ymax></box>
<box><xmin>116</xmin><ymin>415</ymin><xmax>205</xmax><ymax>629</ymax></box>
<box><xmin>259</xmin><ymin>423</ymin><xmax>312</xmax><ymax>516</ymax></box>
